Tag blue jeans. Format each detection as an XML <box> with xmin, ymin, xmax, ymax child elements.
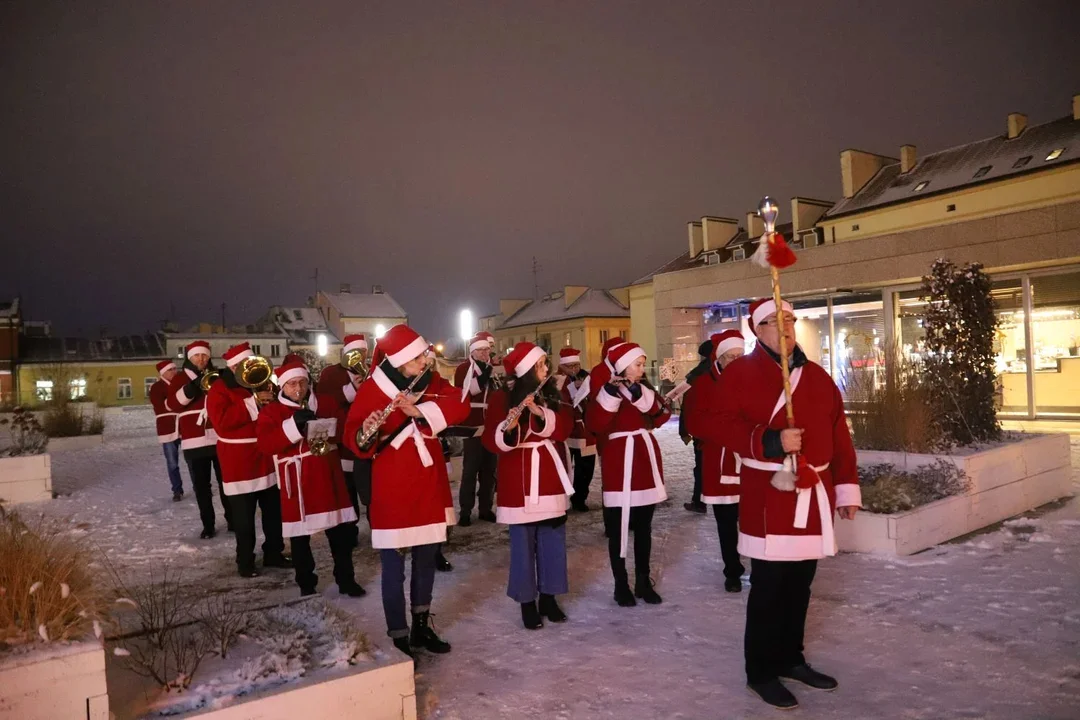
<box><xmin>162</xmin><ymin>439</ymin><xmax>183</xmax><ymax>494</ymax></box>
<box><xmin>507</xmin><ymin>523</ymin><xmax>568</xmax><ymax>603</ymax></box>
<box><xmin>380</xmin><ymin>544</ymin><xmax>439</xmax><ymax>638</ymax></box>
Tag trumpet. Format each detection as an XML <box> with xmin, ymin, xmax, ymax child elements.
<box><xmin>199</xmin><ymin>369</ymin><xmax>220</xmax><ymax>392</ymax></box>
<box><xmin>503</xmin><ymin>376</ymin><xmax>552</xmax><ymax>429</ymax></box>
<box><xmin>310</xmin><ymin>437</ymin><xmax>331</xmax><ymax>456</ymax></box>
<box><xmin>355</xmin><ymin>358</ymin><xmax>433</xmax><ymax>450</ymax></box>
<box><xmin>235</xmin><ymin>355</ymin><xmax>275</xmax><ymax>405</ymax></box>
<box><xmin>343</xmin><ymin>348</ymin><xmax>369</xmax><ymax>382</ymax></box>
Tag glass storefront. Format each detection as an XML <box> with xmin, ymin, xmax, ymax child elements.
<box><xmin>1031</xmin><ymin>271</ymin><xmax>1080</xmax><ymax>416</ymax></box>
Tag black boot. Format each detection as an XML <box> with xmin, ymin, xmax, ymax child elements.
<box><xmin>779</xmin><ymin>663</ymin><xmax>838</xmax><ymax>690</ymax></box>
<box><xmin>520</xmin><ymin>601</ymin><xmax>543</xmax><ymax>630</ymax></box>
<box><xmin>435</xmin><ymin>551</ymin><xmax>453</xmax><ymax>572</ymax></box>
<box><xmin>614</xmin><ymin>581</ymin><xmax>636</xmax><ymax>607</ymax></box>
<box><xmin>410</xmin><ymin>611</ymin><xmax>451</xmax><ymax>653</ymax></box>
<box><xmin>478</xmin><ymin>510</ymin><xmax>497</xmax><ymax>523</ymax></box>
<box><xmin>458</xmin><ymin>513</ymin><xmax>472</xmax><ymax>527</ymax></box>
<box><xmin>200</xmin><ymin>527</ymin><xmax>216</xmax><ymax>540</ymax></box>
<box><xmin>538</xmin><ymin>593</ymin><xmax>567</xmax><ymax>623</ymax></box>
<box><xmin>263</xmin><ymin>553</ymin><xmax>293</xmax><ymax>569</ymax></box>
<box><xmin>724</xmin><ymin>577</ymin><xmax>742</xmax><ymax>593</ymax></box>
<box><xmin>392</xmin><ymin>636</ymin><xmax>415</xmax><ymax>659</ymax></box>
<box><xmin>634</xmin><ymin>576</ymin><xmax>662</xmax><ymax>604</ymax></box>
<box><xmin>338</xmin><ymin>580</ymin><xmax>367</xmax><ymax>597</ymax></box>
<box><xmin>748</xmin><ymin>679</ymin><xmax>799</xmax><ymax>709</ymax></box>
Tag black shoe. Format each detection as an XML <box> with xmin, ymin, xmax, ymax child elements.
<box><xmin>410</xmin><ymin>611</ymin><xmax>451</xmax><ymax>653</ymax></box>
<box><xmin>571</xmin><ymin>502</ymin><xmax>589</xmax><ymax>513</ymax></box>
<box><xmin>300</xmin><ymin>587</ymin><xmax>317</xmax><ymax>597</ymax></box>
<box><xmin>435</xmin><ymin>552</ymin><xmax>453</xmax><ymax>572</ymax></box>
<box><xmin>392</xmin><ymin>635</ymin><xmax>415</xmax><ymax>659</ymax></box>
<box><xmin>238</xmin><ymin>568</ymin><xmax>260</xmax><ymax>579</ymax></box>
<box><xmin>779</xmin><ymin>663</ymin><xmax>838</xmax><ymax>691</ymax></box>
<box><xmin>458</xmin><ymin>514</ymin><xmax>472</xmax><ymax>527</ymax></box>
<box><xmin>520</xmin><ymin>601</ymin><xmax>543</xmax><ymax>630</ymax></box>
<box><xmin>683</xmin><ymin>501</ymin><xmax>707</xmax><ymax>514</ymax></box>
<box><xmin>724</xmin><ymin>578</ymin><xmax>742</xmax><ymax>593</ymax></box>
<box><xmin>614</xmin><ymin>582</ymin><xmax>636</xmax><ymax>607</ymax></box>
<box><xmin>200</xmin><ymin>528</ymin><xmax>216</xmax><ymax>540</ymax></box>
<box><xmin>538</xmin><ymin>593</ymin><xmax>567</xmax><ymax>623</ymax></box>
<box><xmin>748</xmin><ymin>679</ymin><xmax>799</xmax><ymax>709</ymax></box>
<box><xmin>338</xmin><ymin>581</ymin><xmax>367</xmax><ymax>598</ymax></box>
<box><xmin>263</xmin><ymin>554</ymin><xmax>293</xmax><ymax>569</ymax></box>
<box><xmin>172</xmin><ymin>492</ymin><xmax>183</xmax><ymax>502</ymax></box>
<box><xmin>478</xmin><ymin>510</ymin><xmax>497</xmax><ymax>523</ymax></box>
<box><xmin>634</xmin><ymin>577</ymin><xmax>663</xmax><ymax>604</ymax></box>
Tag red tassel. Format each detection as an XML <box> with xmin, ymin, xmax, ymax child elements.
<box><xmin>766</xmin><ymin>232</ymin><xmax>797</xmax><ymax>269</ymax></box>
<box><xmin>795</xmin><ymin>456</ymin><xmax>819</xmax><ymax>489</ymax></box>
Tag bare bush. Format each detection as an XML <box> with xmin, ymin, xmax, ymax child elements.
<box><xmin>858</xmin><ymin>460</ymin><xmax>971</xmax><ymax>514</ymax></box>
<box><xmin>845</xmin><ymin>345</ymin><xmax>942</xmax><ymax>453</ymax></box>
<box><xmin>196</xmin><ymin>592</ymin><xmax>248</xmax><ymax>660</ymax></box>
<box><xmin>41</xmin><ymin>403</ymin><xmax>104</xmax><ymax>438</ymax></box>
<box><xmin>0</xmin><ymin>407</ymin><xmax>48</xmax><ymax>457</ymax></box>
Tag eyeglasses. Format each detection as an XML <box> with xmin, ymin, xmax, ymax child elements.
<box><xmin>758</xmin><ymin>316</ymin><xmax>798</xmax><ymax>328</ymax></box>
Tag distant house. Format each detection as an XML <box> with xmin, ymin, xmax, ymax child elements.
<box><xmin>0</xmin><ymin>298</ymin><xmax>20</xmax><ymax>405</ymax></box>
<box><xmin>261</xmin><ymin>306</ymin><xmax>342</xmax><ymax>361</ymax></box>
<box><xmin>315</xmin><ymin>285</ymin><xmax>408</xmax><ymax>345</ymax></box>
<box><xmin>164</xmin><ymin>323</ymin><xmax>290</xmax><ymax>367</ymax></box>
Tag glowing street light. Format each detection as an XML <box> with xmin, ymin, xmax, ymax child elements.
<box><xmin>459</xmin><ymin>309</ymin><xmax>474</xmax><ymax>342</ymax></box>
<box><xmin>316</xmin><ymin>333</ymin><xmax>328</xmax><ymax>357</ymax></box>
<box><xmin>374</xmin><ymin>323</ymin><xmax>387</xmax><ymax>340</ymax></box>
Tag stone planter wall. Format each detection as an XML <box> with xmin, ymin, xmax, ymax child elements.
<box><xmin>47</xmin><ymin>434</ymin><xmax>105</xmax><ymax>452</ymax></box>
<box><xmin>0</xmin><ymin>642</ymin><xmax>109</xmax><ymax>720</ymax></box>
<box><xmin>0</xmin><ymin>453</ymin><xmax>52</xmax><ymax>505</ymax></box>
<box><xmin>838</xmin><ymin>434</ymin><xmax>1073</xmax><ymax>555</ymax></box>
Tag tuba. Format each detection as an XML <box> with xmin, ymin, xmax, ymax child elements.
<box><xmin>235</xmin><ymin>355</ymin><xmax>275</xmax><ymax>404</ymax></box>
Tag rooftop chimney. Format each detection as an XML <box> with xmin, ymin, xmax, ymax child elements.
<box><xmin>1073</xmin><ymin>94</ymin><xmax>1079</xmax><ymax>121</ymax></box>
<box><xmin>900</xmin><ymin>145</ymin><xmax>917</xmax><ymax>173</ymax></box>
<box><xmin>746</xmin><ymin>212</ymin><xmax>764</xmax><ymax>238</ymax></box>
<box><xmin>790</xmin><ymin>197</ymin><xmax>832</xmax><ymax>234</ymax></box>
<box><xmin>371</xmin><ymin>285</ymin><xmax>383</xmax><ymax>294</ymax></box>
<box><xmin>1007</xmin><ymin>112</ymin><xmax>1027</xmax><ymax>139</ymax></box>
<box><xmin>839</xmin><ymin>149</ymin><xmax>895</xmax><ymax>199</ymax></box>
<box><xmin>687</xmin><ymin>222</ymin><xmax>704</xmax><ymax>258</ymax></box>
<box><xmin>701</xmin><ymin>217</ymin><xmax>739</xmax><ymax>252</ymax></box>
<box><xmin>339</xmin><ymin>283</ymin><xmax>351</xmax><ymax>293</ymax></box>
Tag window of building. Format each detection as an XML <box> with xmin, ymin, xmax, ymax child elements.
<box><xmin>69</xmin><ymin>378</ymin><xmax>87</xmax><ymax>400</ymax></box>
<box><xmin>117</xmin><ymin>378</ymin><xmax>132</xmax><ymax>400</ymax></box>
<box><xmin>177</xmin><ymin>346</ymin><xmax>184</xmax><ymax>358</ymax></box>
<box><xmin>946</xmin><ymin>204</ymin><xmax>956</xmax><ymax>212</ymax></box>
<box><xmin>599</xmin><ymin>330</ymin><xmax>609</xmax><ymax>345</ymax></box>
<box><xmin>564</xmin><ymin>332</ymin><xmax>572</xmax><ymax>347</ymax></box>
<box><xmin>973</xmin><ymin>165</ymin><xmax>992</xmax><ymax>179</ymax></box>
<box><xmin>851</xmin><ymin>224</ymin><xmax>860</xmax><ymax>232</ymax></box>
<box><xmin>732</xmin><ymin>247</ymin><xmax>746</xmax><ymax>261</ymax></box>
<box><xmin>1013</xmin><ymin>155</ymin><xmax>1032</xmax><ymax>169</ymax></box>
<box><xmin>1030</xmin><ymin>271</ymin><xmax>1080</xmax><ymax>416</ymax></box>
<box><xmin>619</xmin><ymin>329</ymin><xmax>628</xmax><ymax>340</ymax></box>
<box><xmin>293</xmin><ymin>310</ymin><xmax>303</xmax><ymax>320</ymax></box>
<box><xmin>35</xmin><ymin>379</ymin><xmax>53</xmax><ymax>402</ymax></box>
<box><xmin>144</xmin><ymin>377</ymin><xmax>156</xmax><ymax>397</ymax></box>
<box><xmin>913</xmin><ymin>181</ymin><xmax>930</xmax><ymax>192</ymax></box>
<box><xmin>1045</xmin><ymin>148</ymin><xmax>1065</xmax><ymax>162</ymax></box>
<box><xmin>252</xmin><ymin>344</ymin><xmax>261</xmax><ymax>355</ymax></box>
<box><xmin>538</xmin><ymin>334</ymin><xmax>552</xmax><ymax>355</ymax></box>
<box><xmin>270</xmin><ymin>344</ymin><xmax>280</xmax><ymax>357</ymax></box>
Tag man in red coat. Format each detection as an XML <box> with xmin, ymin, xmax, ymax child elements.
<box><xmin>207</xmin><ymin>343</ymin><xmax>289</xmax><ymax>578</ymax></box>
<box><xmin>450</xmin><ymin>330</ymin><xmax>498</xmax><ymax>526</ymax></box>
<box><xmin>556</xmin><ymin>347</ymin><xmax>596</xmax><ymax>511</ymax></box>
<box><xmin>149</xmin><ymin>360</ymin><xmax>183</xmax><ymax>501</ymax></box>
<box><xmin>711</xmin><ymin>298</ymin><xmax>861</xmax><ymax>710</ymax></box>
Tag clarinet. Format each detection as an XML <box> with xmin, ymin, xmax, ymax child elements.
<box><xmin>503</xmin><ymin>376</ymin><xmax>553</xmax><ymax>428</ymax></box>
<box><xmin>355</xmin><ymin>362</ymin><xmax>432</xmax><ymax>449</ymax></box>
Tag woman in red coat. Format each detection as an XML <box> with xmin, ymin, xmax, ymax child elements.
<box><xmin>585</xmin><ymin>342</ymin><xmax>670</xmax><ymax>607</ymax></box>
<box><xmin>483</xmin><ymin>342</ymin><xmax>574</xmax><ymax>630</ymax></box>
<box><xmin>256</xmin><ymin>361</ymin><xmax>364</xmax><ymax>599</ymax></box>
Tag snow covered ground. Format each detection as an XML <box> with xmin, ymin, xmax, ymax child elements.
<box><xmin>27</xmin><ymin>407</ymin><xmax>1080</xmax><ymax>719</ymax></box>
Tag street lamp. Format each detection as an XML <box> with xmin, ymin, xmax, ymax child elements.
<box><xmin>316</xmin><ymin>333</ymin><xmax>328</xmax><ymax>357</ymax></box>
<box><xmin>459</xmin><ymin>309</ymin><xmax>474</xmax><ymax>342</ymax></box>
<box><xmin>374</xmin><ymin>324</ymin><xmax>387</xmax><ymax>340</ymax></box>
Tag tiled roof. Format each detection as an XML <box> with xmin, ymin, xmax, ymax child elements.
<box><xmin>0</xmin><ymin>298</ymin><xmax>19</xmax><ymax>319</ymax></box>
<box><xmin>321</xmin><ymin>292</ymin><xmax>407</xmax><ymax>319</ymax></box>
<box><xmin>826</xmin><ymin>114</ymin><xmax>1079</xmax><ymax>219</ymax></box>
<box><xmin>21</xmin><ymin>334</ymin><xmax>169</xmax><ymax>362</ymax></box>
<box><xmin>498</xmin><ymin>289</ymin><xmax>629</xmax><ymax>330</ymax></box>
<box><xmin>632</xmin><ymin>222</ymin><xmax>795</xmax><ymax>285</ymax></box>
<box><xmin>267</xmin><ymin>306</ymin><xmax>339</xmax><ymax>344</ymax></box>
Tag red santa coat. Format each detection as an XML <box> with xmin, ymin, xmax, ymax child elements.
<box><xmin>709</xmin><ymin>345</ymin><xmax>861</xmax><ymax>561</ymax></box>
<box><xmin>585</xmin><ymin>382</ymin><xmax>670</xmax><ymax>556</ymax></box>
<box><xmin>206</xmin><ymin>377</ymin><xmax>276</xmax><ymax>495</ymax></box>
<box><xmin>683</xmin><ymin>362</ymin><xmax>740</xmax><ymax>505</ymax></box>
<box><xmin>559</xmin><ymin>373</ymin><xmax>597</xmax><ymax>456</ymax></box>
<box><xmin>148</xmin><ymin>379</ymin><xmax>178</xmax><ymax>443</ymax></box>
<box><xmin>482</xmin><ymin>388</ymin><xmax>574</xmax><ymax>524</ymax></box>
<box><xmin>316</xmin><ymin>363</ymin><xmax>359</xmax><ymax>472</ymax></box>
<box><xmin>343</xmin><ymin>367</ymin><xmax>469</xmax><ymax>549</ymax></box>
<box><xmin>256</xmin><ymin>393</ymin><xmax>356</xmax><ymax>537</ymax></box>
<box><xmin>164</xmin><ymin>368</ymin><xmax>217</xmax><ymax>451</ymax></box>
<box><xmin>452</xmin><ymin>359</ymin><xmax>490</xmax><ymax>436</ymax></box>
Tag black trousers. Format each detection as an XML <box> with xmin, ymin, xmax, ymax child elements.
<box><xmin>712</xmin><ymin>503</ymin><xmax>745</xmax><ymax>581</ymax></box>
<box><xmin>184</xmin><ymin>450</ymin><xmax>232</xmax><ymax>532</ymax></box>
<box><xmin>229</xmin><ymin>486</ymin><xmax>285</xmax><ymax>573</ymax></box>
<box><xmin>459</xmin><ymin>437</ymin><xmax>497</xmax><ymax>516</ymax></box>
<box><xmin>342</xmin><ymin>459</ymin><xmax>373</xmax><ymax>542</ymax></box>
<box><xmin>745</xmin><ymin>558</ymin><xmax>818</xmax><ymax>684</ymax></box>
<box><xmin>290</xmin><ymin>523</ymin><xmax>356</xmax><ymax>593</ymax></box>
<box><xmin>602</xmin><ymin>504</ymin><xmax>656</xmax><ymax>585</ymax></box>
<box><xmin>691</xmin><ymin>445</ymin><xmax>703</xmax><ymax>504</ymax></box>
<box><xmin>570</xmin><ymin>449</ymin><xmax>596</xmax><ymax>506</ymax></box>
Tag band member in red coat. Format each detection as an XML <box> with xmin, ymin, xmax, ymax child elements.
<box><xmin>710</xmin><ymin>298</ymin><xmax>860</xmax><ymax>710</ymax></box>
<box><xmin>256</xmin><ymin>361</ymin><xmax>365</xmax><ymax>598</ymax></box>
<box><xmin>585</xmin><ymin>342</ymin><xmax>670</xmax><ymax>607</ymax></box>
<box><xmin>683</xmin><ymin>330</ymin><xmax>747</xmax><ymax>592</ymax></box>
<box><xmin>556</xmin><ymin>347</ymin><xmax>596</xmax><ymax>512</ymax></box>
<box><xmin>165</xmin><ymin>341</ymin><xmax>232</xmax><ymax>539</ymax></box>
<box><xmin>207</xmin><ymin>343</ymin><xmax>289</xmax><ymax>578</ymax></box>
<box><xmin>343</xmin><ymin>324</ymin><xmax>469</xmax><ymax>659</ymax></box>
<box><xmin>149</xmin><ymin>360</ymin><xmax>183</xmax><ymax>501</ymax></box>
<box><xmin>451</xmin><ymin>330</ymin><xmax>498</xmax><ymax>526</ymax></box>
<box><xmin>317</xmin><ymin>333</ymin><xmax>369</xmax><ymax>544</ymax></box>
<box><xmin>483</xmin><ymin>342</ymin><xmax>575</xmax><ymax>630</ymax></box>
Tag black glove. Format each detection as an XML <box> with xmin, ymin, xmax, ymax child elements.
<box><xmin>603</xmin><ymin>383</ymin><xmax>622</xmax><ymax>397</ymax></box>
<box><xmin>183</xmin><ymin>379</ymin><xmax>203</xmax><ymax>401</ymax></box>
<box><xmin>628</xmin><ymin>383</ymin><xmax>643</xmax><ymax>402</ymax></box>
<box><xmin>477</xmin><ymin>363</ymin><xmax>492</xmax><ymax>388</ymax></box>
<box><xmin>292</xmin><ymin>408</ymin><xmax>317</xmax><ymax>434</ymax></box>
<box><xmin>762</xmin><ymin>429</ymin><xmax>785</xmax><ymax>459</ymax></box>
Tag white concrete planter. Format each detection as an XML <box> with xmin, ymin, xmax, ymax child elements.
<box><xmin>47</xmin><ymin>434</ymin><xmax>105</xmax><ymax>452</ymax></box>
<box><xmin>0</xmin><ymin>642</ymin><xmax>109</xmax><ymax>720</ymax></box>
<box><xmin>184</xmin><ymin>653</ymin><xmax>417</xmax><ymax>720</ymax></box>
<box><xmin>838</xmin><ymin>434</ymin><xmax>1073</xmax><ymax>555</ymax></box>
<box><xmin>0</xmin><ymin>453</ymin><xmax>52</xmax><ymax>504</ymax></box>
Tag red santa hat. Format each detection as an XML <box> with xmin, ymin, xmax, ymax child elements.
<box><xmin>601</xmin><ymin>337</ymin><xmax>626</xmax><ymax>371</ymax></box>
<box><xmin>710</xmin><ymin>330</ymin><xmax>745</xmax><ymax>359</ymax></box>
<box><xmin>185</xmin><ymin>340</ymin><xmax>211</xmax><ymax>360</ymax></box>
<box><xmin>274</xmin><ymin>360</ymin><xmax>308</xmax><ymax>386</ymax></box>
<box><xmin>469</xmin><ymin>331</ymin><xmax>494</xmax><ymax>353</ymax></box>
<box><xmin>503</xmin><ymin>341</ymin><xmax>547</xmax><ymax>378</ymax></box>
<box><xmin>372</xmin><ymin>324</ymin><xmax>429</xmax><ymax>369</ymax></box>
<box><xmin>222</xmin><ymin>342</ymin><xmax>253</xmax><ymax>369</ymax></box>
<box><xmin>343</xmin><ymin>334</ymin><xmax>367</xmax><ymax>354</ymax></box>
<box><xmin>608</xmin><ymin>342</ymin><xmax>646</xmax><ymax>375</ymax></box>
<box><xmin>748</xmin><ymin>298</ymin><xmax>794</xmax><ymax>336</ymax></box>
<box><xmin>156</xmin><ymin>360</ymin><xmax>176</xmax><ymax>377</ymax></box>
<box><xmin>559</xmin><ymin>347</ymin><xmax>581</xmax><ymax>366</ymax></box>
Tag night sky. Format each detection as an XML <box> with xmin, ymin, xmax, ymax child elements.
<box><xmin>2</xmin><ymin>1</ymin><xmax>1078</xmax><ymax>339</ymax></box>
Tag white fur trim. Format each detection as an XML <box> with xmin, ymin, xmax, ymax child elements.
<box><xmin>371</xmin><ymin>366</ymin><xmax>400</xmax><ymax>400</ymax></box>
<box><xmin>187</xmin><ymin>344</ymin><xmax>210</xmax><ymax>360</ymax></box>
<box><xmin>344</xmin><ymin>338</ymin><xmax>368</xmax><ymax>353</ymax></box>
<box><xmin>416</xmin><ymin>401</ymin><xmax>447</xmax><ymax>435</ymax></box>
<box><xmin>497</xmin><ymin>495</ymin><xmax>569</xmax><ymax>524</ymax></box>
<box><xmin>737</xmin><ymin>531</ymin><xmax>836</xmax><ymax>561</ymax></box>
<box><xmin>180</xmin><ymin>431</ymin><xmax>217</xmax><ymax>451</ymax></box>
<box><xmin>595</xmin><ymin>387</ymin><xmax>622</xmax><ymax>413</ymax></box>
<box><xmin>282</xmin><ymin>416</ymin><xmax>303</xmax><ymax>444</ymax></box>
<box><xmin>157</xmin><ymin>429</ymin><xmax>179</xmax><ymax>443</ymax></box>
<box><xmin>243</xmin><ymin>395</ymin><xmax>260</xmax><ymax>422</ymax></box>
<box><xmin>225</xmin><ymin>349</ymin><xmax>253</xmax><ymax>368</ymax></box>
<box><xmin>602</xmin><ymin>485</ymin><xmax>668</xmax><ymax>508</ymax></box>
<box><xmin>469</xmin><ymin>339</ymin><xmax>490</xmax><ymax>352</ymax></box>
<box><xmin>532</xmin><ymin>407</ymin><xmax>557</xmax><ymax>439</ymax></box>
<box><xmin>702</xmin><ymin>494</ymin><xmax>740</xmax><ymax>505</ymax></box>
<box><xmin>751</xmin><ymin>299</ymin><xmax>794</xmax><ymax>327</ymax></box>
<box><xmin>371</xmin><ymin>522</ymin><xmax>448</xmax><ymax>549</ymax></box>
<box><xmin>157</xmin><ymin>362</ymin><xmax>177</xmax><ymax>378</ymax></box>
<box><xmin>342</xmin><ymin>382</ymin><xmax>357</xmax><ymax>403</ymax></box>
<box><xmin>631</xmin><ymin>385</ymin><xmax>655</xmax><ymax>413</ymax></box>
<box><xmin>559</xmin><ymin>354</ymin><xmax>580</xmax><ymax>365</ymax></box>
<box><xmin>277</xmin><ymin>366</ymin><xmax>308</xmax><ymax>386</ymax></box>
<box><xmin>174</xmin><ymin>386</ymin><xmax>194</xmax><ymax>407</ymax></box>
<box><xmin>222</xmin><ymin>472</ymin><xmax>277</xmax><ymax>495</ymax></box>
<box><xmin>387</xmin><ymin>335</ymin><xmax>428</xmax><ymax>368</ymax></box>
<box><xmin>571</xmin><ymin>375</ymin><xmax>591</xmax><ymax>407</ymax></box>
<box><xmin>282</xmin><ymin>507</ymin><xmax>358</xmax><ymax>538</ymax></box>
<box><xmin>613</xmin><ymin>347</ymin><xmax>645</xmax><ymax>374</ymax></box>
<box><xmin>494</xmin><ymin>422</ymin><xmax>517</xmax><ymax>452</ymax></box>
<box><xmin>445</xmin><ymin>506</ymin><xmax>458</xmax><ymax>526</ymax></box>
<box><xmin>720</xmin><ymin>474</ymin><xmax>740</xmax><ymax>485</ymax></box>
<box><xmin>341</xmin><ymin>459</ymin><xmax>354</xmax><ymax>472</ymax></box>
<box><xmin>514</xmin><ymin>346</ymin><xmax>547</xmax><ymax>378</ymax></box>
<box><xmin>835</xmin><ymin>483</ymin><xmax>862</xmax><ymax>508</ymax></box>
<box><xmin>715</xmin><ymin>336</ymin><xmax>744</xmax><ymax>357</ymax></box>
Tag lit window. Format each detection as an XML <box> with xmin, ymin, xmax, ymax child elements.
<box><xmin>117</xmin><ymin>378</ymin><xmax>132</xmax><ymax>400</ymax></box>
<box><xmin>316</xmin><ymin>333</ymin><xmax>328</xmax><ymax>357</ymax></box>
<box><xmin>1045</xmin><ymin>148</ymin><xmax>1065</xmax><ymax>161</ymax></box>
<box><xmin>144</xmin><ymin>377</ymin><xmax>156</xmax><ymax>397</ymax></box>
<box><xmin>1012</xmin><ymin>155</ymin><xmax>1032</xmax><ymax>169</ymax></box>
<box><xmin>35</xmin><ymin>379</ymin><xmax>54</xmax><ymax>402</ymax></box>
<box><xmin>69</xmin><ymin>378</ymin><xmax>87</xmax><ymax>400</ymax></box>
<box><xmin>374</xmin><ymin>324</ymin><xmax>387</xmax><ymax>339</ymax></box>
<box><xmin>913</xmin><ymin>181</ymin><xmax>930</xmax><ymax>192</ymax></box>
<box><xmin>972</xmin><ymin>165</ymin><xmax>991</xmax><ymax>178</ymax></box>
<box><xmin>564</xmin><ymin>332</ymin><xmax>571</xmax><ymax>347</ymax></box>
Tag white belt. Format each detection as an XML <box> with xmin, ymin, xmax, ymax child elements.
<box><xmin>470</xmin><ymin>402</ymin><xmax>488</xmax><ymax>409</ymax></box>
<box><xmin>518</xmin><ymin>440</ymin><xmax>574</xmax><ymax>508</ymax></box>
<box><xmin>178</xmin><ymin>407</ymin><xmax>208</xmax><ymax>427</ymax></box>
<box><xmin>389</xmin><ymin>421</ymin><xmax>434</xmax><ymax>467</ymax></box>
<box><xmin>741</xmin><ymin>457</ymin><xmax>834</xmax><ymax>554</ymax></box>
<box><xmin>608</xmin><ymin>428</ymin><xmax>662</xmax><ymax>558</ymax></box>
<box><xmin>275</xmin><ymin>450</ymin><xmax>313</xmax><ymax>519</ymax></box>
<box><xmin>217</xmin><ymin>436</ymin><xmax>256</xmax><ymax>445</ymax></box>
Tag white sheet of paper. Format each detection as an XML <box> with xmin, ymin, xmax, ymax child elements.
<box><xmin>306</xmin><ymin>418</ymin><xmax>337</xmax><ymax>440</ymax></box>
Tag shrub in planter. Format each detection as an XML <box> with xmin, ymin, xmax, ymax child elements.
<box><xmin>846</xmin><ymin>346</ymin><xmax>941</xmax><ymax>453</ymax></box>
<box><xmin>0</xmin><ymin>408</ymin><xmax>48</xmax><ymax>457</ymax></box>
<box><xmin>40</xmin><ymin>401</ymin><xmax>104</xmax><ymax>438</ymax></box>
<box><xmin>858</xmin><ymin>461</ymin><xmax>970</xmax><ymax>514</ymax></box>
